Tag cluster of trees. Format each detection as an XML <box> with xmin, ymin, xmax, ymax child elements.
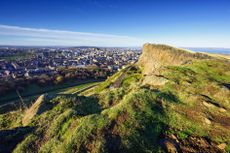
<box><xmin>0</xmin><ymin>67</ymin><xmax>112</xmax><ymax>96</ymax></box>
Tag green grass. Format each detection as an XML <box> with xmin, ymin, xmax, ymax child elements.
<box><xmin>2</xmin><ymin>57</ymin><xmax>230</xmax><ymax>152</ymax></box>
<box><xmin>226</xmin><ymin>145</ymin><xmax>230</xmax><ymax>153</ymax></box>
<box><xmin>161</xmin><ymin>60</ymin><xmax>230</xmax><ymax>144</ymax></box>
<box><xmin>95</xmin><ymin>69</ymin><xmax>124</xmax><ymax>93</ymax></box>
<box><xmin>58</xmin><ymin>82</ymin><xmax>100</xmax><ymax>94</ymax></box>
<box><xmin>121</xmin><ymin>66</ymin><xmax>142</xmax><ymax>89</ymax></box>
<box><xmin>11</xmin><ymin>86</ymin><xmax>168</xmax><ymax>152</ymax></box>
<box><xmin>0</xmin><ymin>79</ymin><xmax>103</xmax><ymax>105</ymax></box>
<box><xmin>0</xmin><ymin>110</ymin><xmax>22</xmax><ymax>129</ymax></box>
<box><xmin>13</xmin><ymin>134</ymin><xmax>38</xmax><ymax>153</ymax></box>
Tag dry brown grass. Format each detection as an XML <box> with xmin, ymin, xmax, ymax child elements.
<box><xmin>22</xmin><ymin>94</ymin><xmax>45</xmax><ymax>125</ymax></box>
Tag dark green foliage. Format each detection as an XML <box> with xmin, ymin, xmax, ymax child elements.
<box><xmin>0</xmin><ymin>126</ymin><xmax>34</xmax><ymax>153</ymax></box>
<box><xmin>156</xmin><ymin>90</ymin><xmax>181</xmax><ymax>103</ymax></box>
<box><xmin>74</xmin><ymin>96</ymin><xmax>101</xmax><ymax>116</ymax></box>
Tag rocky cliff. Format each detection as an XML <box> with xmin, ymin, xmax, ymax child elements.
<box><xmin>138</xmin><ymin>43</ymin><xmax>213</xmax><ymax>86</ymax></box>
<box><xmin>138</xmin><ymin>43</ymin><xmax>212</xmax><ymax>74</ymax></box>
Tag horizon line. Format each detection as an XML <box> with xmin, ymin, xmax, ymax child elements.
<box><xmin>1</xmin><ymin>44</ymin><xmax>230</xmax><ymax>49</ymax></box>
<box><xmin>0</xmin><ymin>24</ymin><xmax>230</xmax><ymax>48</ymax></box>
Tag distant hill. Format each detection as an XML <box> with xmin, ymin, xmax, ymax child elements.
<box><xmin>1</xmin><ymin>43</ymin><xmax>230</xmax><ymax>153</ymax></box>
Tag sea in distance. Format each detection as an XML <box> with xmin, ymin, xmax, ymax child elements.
<box><xmin>185</xmin><ymin>47</ymin><xmax>230</xmax><ymax>55</ymax></box>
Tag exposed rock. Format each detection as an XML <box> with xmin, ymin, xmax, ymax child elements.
<box><xmin>138</xmin><ymin>43</ymin><xmax>210</xmax><ymax>75</ymax></box>
<box><xmin>219</xmin><ymin>108</ymin><xmax>227</xmax><ymax>113</ymax></box>
<box><xmin>202</xmin><ymin>97</ymin><xmax>227</xmax><ymax>112</ymax></box>
<box><xmin>142</xmin><ymin>75</ymin><xmax>168</xmax><ymax>86</ymax></box>
<box><xmin>204</xmin><ymin>117</ymin><xmax>211</xmax><ymax>125</ymax></box>
<box><xmin>138</xmin><ymin>43</ymin><xmax>211</xmax><ymax>86</ymax></box>
<box><xmin>161</xmin><ymin>134</ymin><xmax>226</xmax><ymax>153</ymax></box>
<box><xmin>203</xmin><ymin>101</ymin><xmax>215</xmax><ymax>108</ymax></box>
<box><xmin>178</xmin><ymin>136</ymin><xmax>224</xmax><ymax>153</ymax></box>
<box><xmin>218</xmin><ymin>143</ymin><xmax>226</xmax><ymax>150</ymax></box>
<box><xmin>160</xmin><ymin>134</ymin><xmax>180</xmax><ymax>153</ymax></box>
<box><xmin>163</xmin><ymin>140</ymin><xmax>178</xmax><ymax>153</ymax></box>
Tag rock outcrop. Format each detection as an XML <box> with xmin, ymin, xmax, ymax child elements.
<box><xmin>138</xmin><ymin>43</ymin><xmax>211</xmax><ymax>85</ymax></box>
<box><xmin>139</xmin><ymin>43</ymin><xmax>211</xmax><ymax>74</ymax></box>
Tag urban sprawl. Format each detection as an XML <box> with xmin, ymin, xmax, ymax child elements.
<box><xmin>0</xmin><ymin>47</ymin><xmax>140</xmax><ymax>80</ymax></box>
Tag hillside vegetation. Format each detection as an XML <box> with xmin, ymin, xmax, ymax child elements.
<box><xmin>0</xmin><ymin>44</ymin><xmax>230</xmax><ymax>153</ymax></box>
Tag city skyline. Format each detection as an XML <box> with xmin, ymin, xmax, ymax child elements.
<box><xmin>0</xmin><ymin>0</ymin><xmax>230</xmax><ymax>47</ymax></box>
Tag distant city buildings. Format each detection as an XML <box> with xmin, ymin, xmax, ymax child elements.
<box><xmin>0</xmin><ymin>47</ymin><xmax>141</xmax><ymax>80</ymax></box>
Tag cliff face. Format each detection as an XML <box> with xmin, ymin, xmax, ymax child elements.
<box><xmin>138</xmin><ymin>43</ymin><xmax>212</xmax><ymax>86</ymax></box>
<box><xmin>138</xmin><ymin>43</ymin><xmax>210</xmax><ymax>75</ymax></box>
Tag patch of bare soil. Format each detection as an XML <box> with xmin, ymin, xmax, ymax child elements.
<box><xmin>161</xmin><ymin>134</ymin><xmax>225</xmax><ymax>153</ymax></box>
<box><xmin>211</xmin><ymin>115</ymin><xmax>230</xmax><ymax>127</ymax></box>
<box><xmin>179</xmin><ymin>137</ymin><xmax>224</xmax><ymax>153</ymax></box>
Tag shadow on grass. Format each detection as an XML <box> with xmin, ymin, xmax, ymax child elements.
<box><xmin>0</xmin><ymin>126</ymin><xmax>35</xmax><ymax>153</ymax></box>
<box><xmin>74</xmin><ymin>96</ymin><xmax>101</xmax><ymax>116</ymax></box>
<box><xmin>222</xmin><ymin>83</ymin><xmax>230</xmax><ymax>90</ymax></box>
<box><xmin>157</xmin><ymin>91</ymin><xmax>181</xmax><ymax>103</ymax></box>
<box><xmin>141</xmin><ymin>86</ymin><xmax>181</xmax><ymax>104</ymax></box>
<box><xmin>53</xmin><ymin>94</ymin><xmax>102</xmax><ymax>116</ymax></box>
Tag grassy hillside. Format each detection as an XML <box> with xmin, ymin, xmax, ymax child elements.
<box><xmin>0</xmin><ymin>44</ymin><xmax>230</xmax><ymax>153</ymax></box>
<box><xmin>0</xmin><ymin>79</ymin><xmax>102</xmax><ymax>104</ymax></box>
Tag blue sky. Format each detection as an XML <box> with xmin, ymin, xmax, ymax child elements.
<box><xmin>0</xmin><ymin>0</ymin><xmax>230</xmax><ymax>47</ymax></box>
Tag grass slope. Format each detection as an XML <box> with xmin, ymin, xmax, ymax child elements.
<box><xmin>0</xmin><ymin>58</ymin><xmax>230</xmax><ymax>152</ymax></box>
